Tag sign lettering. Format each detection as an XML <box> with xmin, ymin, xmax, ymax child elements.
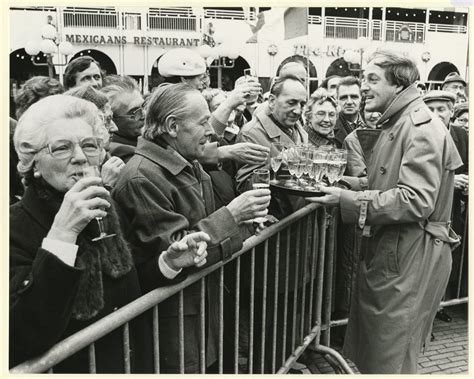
<box><xmin>66</xmin><ymin>34</ymin><xmax>200</xmax><ymax>47</ymax></box>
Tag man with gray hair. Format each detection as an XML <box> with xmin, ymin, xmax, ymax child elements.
<box><xmin>113</xmin><ymin>83</ymin><xmax>271</xmax><ymax>373</ymax></box>
<box><xmin>309</xmin><ymin>50</ymin><xmax>462</xmax><ymax>373</ymax></box>
<box><xmin>101</xmin><ymin>75</ymin><xmax>145</xmax><ymax>162</ymax></box>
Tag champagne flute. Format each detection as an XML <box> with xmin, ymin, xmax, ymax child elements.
<box><xmin>252</xmin><ymin>169</ymin><xmax>270</xmax><ymax>224</ymax></box>
<box><xmin>294</xmin><ymin>161</ymin><xmax>305</xmax><ymax>189</ymax></box>
<box><xmin>335</xmin><ymin>149</ymin><xmax>348</xmax><ymax>183</ymax></box>
<box><xmin>270</xmin><ymin>142</ymin><xmax>284</xmax><ymax>183</ymax></box>
<box><xmin>312</xmin><ymin>150</ymin><xmax>328</xmax><ymax>191</ymax></box>
<box><xmin>82</xmin><ymin>165</ymin><xmax>117</xmax><ymax>241</ymax></box>
<box><xmin>287</xmin><ymin>158</ymin><xmax>299</xmax><ymax>187</ymax></box>
<box><xmin>326</xmin><ymin>152</ymin><xmax>340</xmax><ymax>186</ymax></box>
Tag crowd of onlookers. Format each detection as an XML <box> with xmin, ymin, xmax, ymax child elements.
<box><xmin>9</xmin><ymin>47</ymin><xmax>468</xmax><ymax>374</ymax></box>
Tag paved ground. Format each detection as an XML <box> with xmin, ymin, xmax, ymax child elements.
<box><xmin>297</xmin><ymin>303</ymin><xmax>468</xmax><ymax>374</ymax></box>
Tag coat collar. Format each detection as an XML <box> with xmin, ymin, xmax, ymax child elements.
<box><xmin>20</xmin><ymin>186</ymin><xmax>57</xmax><ymax>231</ymax></box>
<box><xmin>111</xmin><ymin>133</ymin><xmax>138</xmax><ymax>147</ymax></box>
<box><xmin>135</xmin><ymin>137</ymin><xmax>192</xmax><ymax>176</ymax></box>
<box><xmin>377</xmin><ymin>85</ymin><xmax>420</xmax><ymax>128</ymax></box>
<box><xmin>254</xmin><ymin>104</ymin><xmax>308</xmax><ymax>143</ymax></box>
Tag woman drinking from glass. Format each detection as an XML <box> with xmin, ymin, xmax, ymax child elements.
<box><xmin>10</xmin><ymin>95</ymin><xmax>210</xmax><ymax>372</ymax></box>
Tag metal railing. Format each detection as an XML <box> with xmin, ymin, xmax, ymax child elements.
<box><xmin>147</xmin><ymin>14</ymin><xmax>197</xmax><ymax>31</ymax></box>
<box><xmin>385</xmin><ymin>20</ymin><xmax>425</xmax><ymax>43</ymax></box>
<box><xmin>149</xmin><ymin>7</ymin><xmax>193</xmax><ymax>17</ymax></box>
<box><xmin>371</xmin><ymin>19</ymin><xmax>382</xmax><ymax>41</ymax></box>
<box><xmin>122</xmin><ymin>13</ymin><xmax>141</xmax><ymax>30</ymax></box>
<box><xmin>324</xmin><ymin>16</ymin><xmax>368</xmax><ymax>39</ymax></box>
<box><xmin>204</xmin><ymin>8</ymin><xmax>256</xmax><ymax>20</ymax></box>
<box><xmin>428</xmin><ymin>23</ymin><xmax>468</xmax><ymax>34</ymax></box>
<box><xmin>11</xmin><ymin>204</ymin><xmax>352</xmax><ymax>374</ymax></box>
<box><xmin>63</xmin><ymin>8</ymin><xmax>118</xmax><ymax>29</ymax></box>
<box><xmin>308</xmin><ymin>15</ymin><xmax>322</xmax><ymax>25</ymax></box>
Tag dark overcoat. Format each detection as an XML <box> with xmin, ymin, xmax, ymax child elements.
<box><xmin>113</xmin><ymin>138</ymin><xmax>243</xmax><ymax>373</ymax></box>
<box><xmin>9</xmin><ymin>187</ymin><xmax>153</xmax><ymax>373</ymax></box>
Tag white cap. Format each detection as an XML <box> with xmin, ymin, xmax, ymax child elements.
<box><xmin>158</xmin><ymin>48</ymin><xmax>206</xmax><ymax>78</ymax></box>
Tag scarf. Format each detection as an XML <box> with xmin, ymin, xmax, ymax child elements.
<box><xmin>305</xmin><ymin>125</ymin><xmax>335</xmax><ymax>148</ymax></box>
<box><xmin>338</xmin><ymin>113</ymin><xmax>366</xmax><ymax>135</ymax></box>
<box><xmin>32</xmin><ymin>179</ymin><xmax>134</xmax><ymax>321</ymax></box>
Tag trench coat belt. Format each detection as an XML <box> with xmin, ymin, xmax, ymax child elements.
<box><xmin>418</xmin><ymin>220</ymin><xmax>461</xmax><ymax>250</ymax></box>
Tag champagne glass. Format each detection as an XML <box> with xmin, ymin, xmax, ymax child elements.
<box><xmin>312</xmin><ymin>150</ymin><xmax>328</xmax><ymax>190</ymax></box>
<box><xmin>287</xmin><ymin>158</ymin><xmax>299</xmax><ymax>187</ymax></box>
<box><xmin>252</xmin><ymin>169</ymin><xmax>270</xmax><ymax>224</ymax></box>
<box><xmin>335</xmin><ymin>149</ymin><xmax>348</xmax><ymax>183</ymax></box>
<box><xmin>270</xmin><ymin>142</ymin><xmax>284</xmax><ymax>183</ymax></box>
<box><xmin>82</xmin><ymin>165</ymin><xmax>116</xmax><ymax>241</ymax></box>
<box><xmin>326</xmin><ymin>152</ymin><xmax>340</xmax><ymax>186</ymax></box>
<box><xmin>294</xmin><ymin>161</ymin><xmax>305</xmax><ymax>189</ymax></box>
<box><xmin>243</xmin><ymin>68</ymin><xmax>261</xmax><ymax>103</ymax></box>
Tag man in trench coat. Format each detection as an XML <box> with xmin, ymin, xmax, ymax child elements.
<box><xmin>309</xmin><ymin>50</ymin><xmax>462</xmax><ymax>374</ymax></box>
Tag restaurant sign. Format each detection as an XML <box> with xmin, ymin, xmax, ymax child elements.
<box><xmin>65</xmin><ymin>34</ymin><xmax>201</xmax><ymax>47</ymax></box>
<box><xmin>293</xmin><ymin>44</ymin><xmax>347</xmax><ymax>58</ymax></box>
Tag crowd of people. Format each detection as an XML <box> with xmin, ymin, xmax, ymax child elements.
<box><xmin>9</xmin><ymin>46</ymin><xmax>468</xmax><ymax>374</ymax></box>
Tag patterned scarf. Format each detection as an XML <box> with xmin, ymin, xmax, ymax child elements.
<box><xmin>305</xmin><ymin>126</ymin><xmax>336</xmax><ymax>148</ymax></box>
<box><xmin>32</xmin><ymin>179</ymin><xmax>134</xmax><ymax>321</ymax></box>
<box><xmin>338</xmin><ymin>113</ymin><xmax>366</xmax><ymax>135</ymax></box>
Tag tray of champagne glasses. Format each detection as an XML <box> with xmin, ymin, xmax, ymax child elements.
<box><xmin>270</xmin><ymin>174</ymin><xmax>326</xmax><ymax>197</ymax></box>
<box><xmin>270</xmin><ymin>174</ymin><xmax>351</xmax><ymax>198</ymax></box>
<box><xmin>269</xmin><ymin>144</ymin><xmax>351</xmax><ymax>197</ymax></box>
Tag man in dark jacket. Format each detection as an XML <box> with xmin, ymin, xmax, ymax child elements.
<box><xmin>333</xmin><ymin>76</ymin><xmax>366</xmax><ymax>147</ymax></box>
<box><xmin>101</xmin><ymin>75</ymin><xmax>145</xmax><ymax>163</ymax></box>
<box><xmin>113</xmin><ymin>83</ymin><xmax>271</xmax><ymax>373</ymax></box>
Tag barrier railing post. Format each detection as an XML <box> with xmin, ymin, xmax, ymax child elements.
<box><xmin>233</xmin><ymin>257</ymin><xmax>241</xmax><ymax>374</ymax></box>
<box><xmin>271</xmin><ymin>233</ymin><xmax>281</xmax><ymax>373</ymax></box>
<box><xmin>152</xmin><ymin>305</ymin><xmax>160</xmax><ymax>373</ymax></box>
<box><xmin>259</xmin><ymin>240</ymin><xmax>269</xmax><ymax>373</ymax></box>
<box><xmin>199</xmin><ymin>278</ymin><xmax>206</xmax><ymax>373</ymax></box>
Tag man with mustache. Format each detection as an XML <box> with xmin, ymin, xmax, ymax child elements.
<box><xmin>309</xmin><ymin>50</ymin><xmax>462</xmax><ymax>374</ymax></box>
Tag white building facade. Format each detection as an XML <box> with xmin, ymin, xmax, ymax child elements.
<box><xmin>10</xmin><ymin>6</ymin><xmax>469</xmax><ymax>94</ymax></box>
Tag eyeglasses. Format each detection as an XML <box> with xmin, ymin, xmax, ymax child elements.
<box><xmin>38</xmin><ymin>137</ymin><xmax>104</xmax><ymax>160</ymax></box>
<box><xmin>115</xmin><ymin>107</ymin><xmax>145</xmax><ymax>121</ymax></box>
<box><xmin>314</xmin><ymin>111</ymin><xmax>337</xmax><ymax>119</ymax></box>
<box><xmin>100</xmin><ymin>114</ymin><xmax>115</xmax><ymax>130</ymax></box>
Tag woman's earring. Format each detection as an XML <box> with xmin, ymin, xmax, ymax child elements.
<box><xmin>33</xmin><ymin>171</ymin><xmax>41</xmax><ymax>178</ymax></box>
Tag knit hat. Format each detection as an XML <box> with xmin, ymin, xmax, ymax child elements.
<box><xmin>65</xmin><ymin>84</ymin><xmax>108</xmax><ymax>111</ymax></box>
<box><xmin>442</xmin><ymin>72</ymin><xmax>467</xmax><ymax>88</ymax></box>
<box><xmin>158</xmin><ymin>48</ymin><xmax>206</xmax><ymax>78</ymax></box>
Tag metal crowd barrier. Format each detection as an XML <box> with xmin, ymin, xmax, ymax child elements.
<box><xmin>11</xmin><ymin>203</ymin><xmax>353</xmax><ymax>374</ymax></box>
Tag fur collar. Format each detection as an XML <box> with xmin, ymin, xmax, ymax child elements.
<box><xmin>28</xmin><ymin>179</ymin><xmax>134</xmax><ymax>321</ymax></box>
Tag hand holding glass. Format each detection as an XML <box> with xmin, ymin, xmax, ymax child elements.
<box><xmin>252</xmin><ymin>169</ymin><xmax>270</xmax><ymax>224</ymax></box>
<box><xmin>82</xmin><ymin>165</ymin><xmax>116</xmax><ymax>241</ymax></box>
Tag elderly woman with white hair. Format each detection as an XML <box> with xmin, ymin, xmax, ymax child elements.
<box><xmin>304</xmin><ymin>89</ymin><xmax>339</xmax><ymax>148</ymax></box>
<box><xmin>10</xmin><ymin>95</ymin><xmax>210</xmax><ymax>372</ymax></box>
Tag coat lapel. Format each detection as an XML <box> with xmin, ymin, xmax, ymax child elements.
<box><xmin>20</xmin><ymin>187</ymin><xmax>57</xmax><ymax>232</ymax></box>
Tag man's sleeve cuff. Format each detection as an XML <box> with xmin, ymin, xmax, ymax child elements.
<box><xmin>158</xmin><ymin>252</ymin><xmax>182</xmax><ymax>279</ymax></box>
<box><xmin>41</xmin><ymin>237</ymin><xmax>78</xmax><ymax>267</ymax></box>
